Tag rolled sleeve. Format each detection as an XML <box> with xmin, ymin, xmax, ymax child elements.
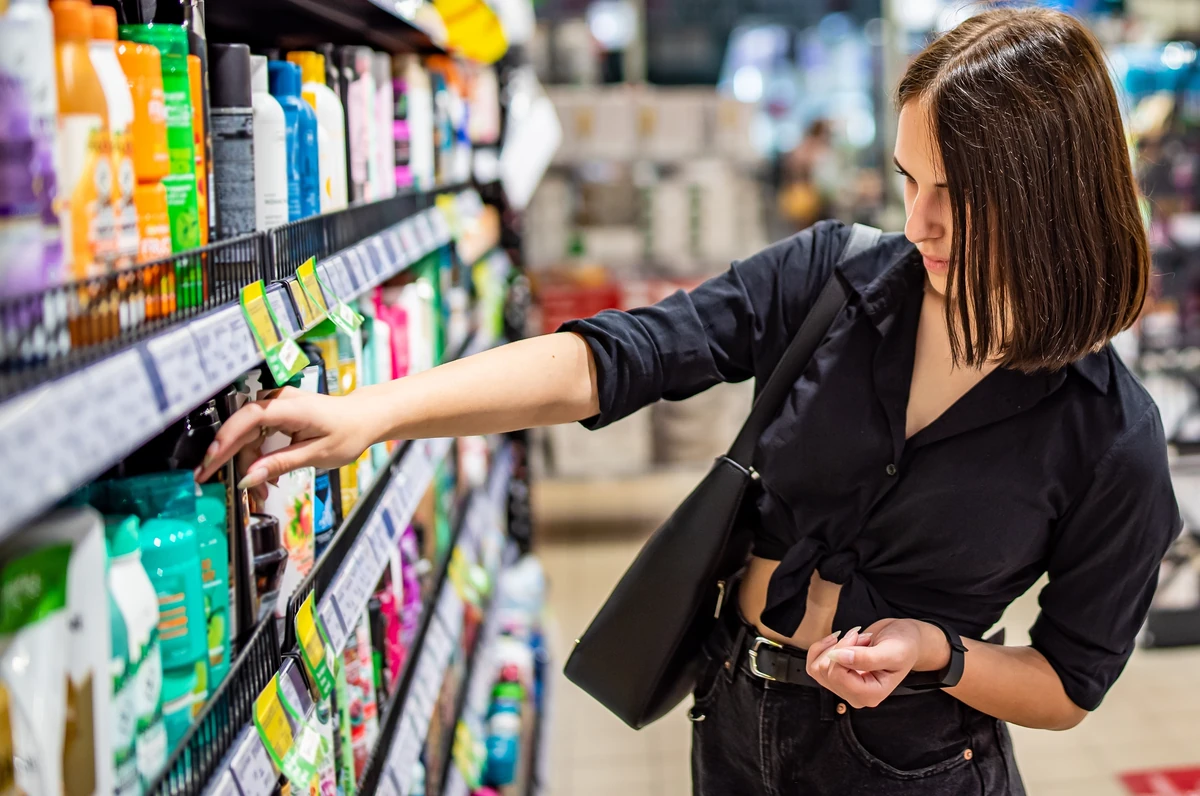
<box><xmin>558</xmin><ymin>220</ymin><xmax>848</xmax><ymax>429</ymax></box>
<box><xmin>1029</xmin><ymin>406</ymin><xmax>1182</xmax><ymax>710</ymax></box>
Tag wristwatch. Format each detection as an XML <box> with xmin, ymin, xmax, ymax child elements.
<box><xmin>900</xmin><ymin>619</ymin><xmax>967</xmax><ymax>691</ymax></box>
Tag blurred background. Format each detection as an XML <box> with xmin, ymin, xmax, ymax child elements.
<box><xmin>516</xmin><ymin>1</ymin><xmax>1200</xmax><ymax>795</ymax></box>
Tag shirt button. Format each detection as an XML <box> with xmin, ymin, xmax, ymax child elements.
<box><xmin>886</xmin><ymin>463</ymin><xmax>898</xmax><ymax>476</ymax></box>
<box><xmin>836</xmin><ymin>703</ymin><xmax>848</xmax><ymax>715</ymax></box>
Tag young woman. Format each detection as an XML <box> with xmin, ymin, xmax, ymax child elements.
<box><xmin>199</xmin><ymin>8</ymin><xmax>1182</xmax><ymax>794</ymax></box>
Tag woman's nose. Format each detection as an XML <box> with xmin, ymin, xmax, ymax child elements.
<box><xmin>904</xmin><ymin>193</ymin><xmax>945</xmax><ymax>246</ymax></box>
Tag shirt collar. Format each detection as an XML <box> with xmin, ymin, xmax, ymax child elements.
<box><xmin>838</xmin><ymin>234</ymin><xmax>1114</xmax><ymax>396</ymax></box>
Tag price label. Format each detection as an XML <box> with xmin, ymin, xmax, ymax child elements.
<box><xmin>317</xmin><ymin>595</ymin><xmax>349</xmax><ymax>653</ymax></box>
<box><xmin>230</xmin><ymin>736</ymin><xmax>277</xmax><ymax>796</ymax></box>
<box><xmin>192</xmin><ymin>309</ymin><xmax>259</xmax><ymax>385</ymax></box>
<box><xmin>321</xmin><ymin>256</ymin><xmax>349</xmax><ymax>300</ymax></box>
<box><xmin>345</xmin><ymin>249</ymin><xmax>368</xmax><ymax>291</ymax></box>
<box><xmin>380</xmin><ymin>230</ymin><xmax>403</xmax><ymax>266</ymax></box>
<box><xmin>210</xmin><ymin>769</ymin><xmax>243</xmax><ymax>796</ymax></box>
<box><xmin>398</xmin><ymin>220</ymin><xmax>420</xmax><ymax>257</ymax></box>
<box><xmin>431</xmin><ymin>207</ymin><xmax>452</xmax><ymax>244</ymax></box>
<box><xmin>84</xmin><ymin>350</ymin><xmax>159</xmax><ymax>456</ymax></box>
<box><xmin>266</xmin><ymin>289</ymin><xmax>297</xmax><ymax>338</ymax></box>
<box><xmin>366</xmin><ymin>239</ymin><xmax>388</xmax><ymax>277</ymax></box>
<box><xmin>415</xmin><ymin>212</ymin><xmax>436</xmax><ymax>252</ymax></box>
<box><xmin>145</xmin><ymin>328</ymin><xmax>208</xmax><ymax>416</ymax></box>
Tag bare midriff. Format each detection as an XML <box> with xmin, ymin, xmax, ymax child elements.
<box><xmin>738</xmin><ymin>556</ymin><xmax>843</xmax><ymax>650</ymax></box>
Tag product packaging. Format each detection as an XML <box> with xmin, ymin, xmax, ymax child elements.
<box><xmin>0</xmin><ymin>543</ymin><xmax>70</xmax><ymax>796</ymax></box>
<box><xmin>0</xmin><ymin>0</ymin><xmax>63</xmax><ymax>289</ymax></box>
<box><xmin>105</xmin><ymin>515</ymin><xmax>169</xmax><ymax>789</ymax></box>
<box><xmin>105</xmin><ymin>544</ymin><xmax>139</xmax><ymax>796</ymax></box>
<box><xmin>209</xmin><ymin>43</ymin><xmax>256</xmax><ymax>239</ymax></box>
<box><xmin>187</xmin><ymin>55</ymin><xmax>209</xmax><ymax>248</ymax></box>
<box><xmin>250</xmin><ymin>55</ymin><xmax>289</xmax><ymax>231</ymax></box>
<box><xmin>0</xmin><ymin>71</ymin><xmax>45</xmax><ymax>301</ymax></box>
<box><xmin>372</xmin><ymin>52</ymin><xmax>396</xmax><ymax>199</ymax></box>
<box><xmin>268</xmin><ymin>60</ymin><xmax>320</xmax><ymax>221</ymax></box>
<box><xmin>287</xmin><ymin>51</ymin><xmax>348</xmax><ymax>212</ymax></box>
<box><xmin>89</xmin><ymin>5</ymin><xmax>139</xmax><ymax>269</ymax></box>
<box><xmin>3</xmin><ymin>507</ymin><xmax>118</xmax><ymax>796</ymax></box>
<box><xmin>53</xmin><ymin>0</ymin><xmax>117</xmax><ymax>279</ymax></box>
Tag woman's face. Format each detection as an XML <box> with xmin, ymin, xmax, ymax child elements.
<box><xmin>895</xmin><ymin>102</ymin><xmax>952</xmax><ymax>296</ymax></box>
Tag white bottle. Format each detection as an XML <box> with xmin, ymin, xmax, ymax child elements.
<box><xmin>372</xmin><ymin>52</ymin><xmax>396</xmax><ymax>198</ymax></box>
<box><xmin>400</xmin><ymin>55</ymin><xmax>435</xmax><ymax>191</ymax></box>
<box><xmin>250</xmin><ymin>55</ymin><xmax>289</xmax><ymax>231</ymax></box>
<box><xmin>289</xmin><ymin>51</ymin><xmax>348</xmax><ymax>212</ymax></box>
<box><xmin>0</xmin><ymin>0</ymin><xmax>63</xmax><ymax>286</ymax></box>
<box><xmin>106</xmin><ymin>516</ymin><xmax>170</xmax><ymax>789</ymax></box>
<box><xmin>89</xmin><ymin>5</ymin><xmax>139</xmax><ymax>269</ymax></box>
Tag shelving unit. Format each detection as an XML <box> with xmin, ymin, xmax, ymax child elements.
<box><xmin>0</xmin><ymin>188</ymin><xmax>476</xmax><ymax>540</ymax></box>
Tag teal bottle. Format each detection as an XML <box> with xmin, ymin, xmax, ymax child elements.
<box><xmin>267</xmin><ymin>60</ymin><xmax>320</xmax><ymax>220</ymax></box>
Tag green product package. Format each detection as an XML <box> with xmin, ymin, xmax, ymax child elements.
<box><xmin>119</xmin><ymin>24</ymin><xmax>196</xmax><ymax>175</ymax></box>
<box><xmin>196</xmin><ymin>486</ymin><xmax>231</xmax><ymax>690</ymax></box>
<box><xmin>333</xmin><ymin>656</ymin><xmax>356</xmax><ymax>796</ymax></box>
<box><xmin>162</xmin><ymin>175</ymin><xmax>202</xmax><ymax>308</ymax></box>
<box><xmin>0</xmin><ymin>545</ymin><xmax>71</xmax><ymax>634</ymax></box>
<box><xmin>241</xmin><ymin>281</ymin><xmax>309</xmax><ymax>385</ymax></box>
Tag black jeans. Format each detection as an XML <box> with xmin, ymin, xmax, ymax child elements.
<box><xmin>690</xmin><ymin>611</ymin><xmax>1027</xmax><ymax>796</ymax></box>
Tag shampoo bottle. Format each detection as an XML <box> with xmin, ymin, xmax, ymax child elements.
<box><xmin>287</xmin><ymin>51</ymin><xmax>348</xmax><ymax>212</ymax></box>
<box><xmin>105</xmin><ymin>515</ymin><xmax>169</xmax><ymax>790</ymax></box>
<box><xmin>105</xmin><ymin>539</ymin><xmax>139</xmax><ymax>796</ymax></box>
<box><xmin>208</xmin><ymin>43</ymin><xmax>256</xmax><ymax>239</ymax></box>
<box><xmin>0</xmin><ymin>0</ymin><xmax>63</xmax><ymax>287</ymax></box>
<box><xmin>0</xmin><ymin>74</ymin><xmax>45</xmax><ymax>299</ymax></box>
<box><xmin>52</xmin><ymin>0</ymin><xmax>116</xmax><ymax>278</ymax></box>
<box><xmin>268</xmin><ymin>60</ymin><xmax>319</xmax><ymax>221</ymax></box>
<box><xmin>187</xmin><ymin>55</ymin><xmax>209</xmax><ymax>248</ymax></box>
<box><xmin>90</xmin><ymin>5</ymin><xmax>140</xmax><ymax>270</ymax></box>
<box><xmin>249</xmin><ymin>55</ymin><xmax>288</xmax><ymax>231</ymax></box>
<box><xmin>373</xmin><ymin>52</ymin><xmax>396</xmax><ymax>199</ymax></box>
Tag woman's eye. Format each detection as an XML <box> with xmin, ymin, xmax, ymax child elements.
<box><xmin>894</xmin><ymin>168</ymin><xmax>915</xmax><ymax>184</ymax></box>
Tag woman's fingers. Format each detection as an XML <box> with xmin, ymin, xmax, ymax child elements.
<box><xmin>196</xmin><ymin>389</ymin><xmax>316</xmax><ymax>483</ymax></box>
<box><xmin>238</xmin><ymin>437</ymin><xmax>327</xmax><ymax>489</ymax></box>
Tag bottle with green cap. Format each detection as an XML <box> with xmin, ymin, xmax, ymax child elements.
<box><xmin>104</xmin><ymin>535</ymin><xmax>139</xmax><ymax>796</ymax></box>
<box><xmin>118</xmin><ymin>22</ymin><xmax>202</xmax><ymax>307</ymax></box>
<box><xmin>196</xmin><ymin>483</ymin><xmax>230</xmax><ymax>689</ymax></box>
<box><xmin>105</xmin><ymin>514</ymin><xmax>169</xmax><ymax>789</ymax></box>
<box><xmin>105</xmin><ymin>472</ymin><xmax>208</xmax><ymax>749</ymax></box>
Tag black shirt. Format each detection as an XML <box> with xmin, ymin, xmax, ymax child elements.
<box><xmin>559</xmin><ymin>220</ymin><xmax>1182</xmax><ymax>711</ymax></box>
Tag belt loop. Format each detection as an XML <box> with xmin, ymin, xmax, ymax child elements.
<box><xmin>818</xmin><ymin>688</ymin><xmax>838</xmax><ymax>722</ymax></box>
<box><xmin>726</xmin><ymin>622</ymin><xmax>747</xmax><ymax>682</ymax></box>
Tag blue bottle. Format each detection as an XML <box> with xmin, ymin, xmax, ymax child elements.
<box><xmin>267</xmin><ymin>61</ymin><xmax>320</xmax><ymax>221</ymax></box>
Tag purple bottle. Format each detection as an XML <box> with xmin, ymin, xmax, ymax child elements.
<box><xmin>0</xmin><ymin>74</ymin><xmax>46</xmax><ymax>300</ymax></box>
<box><xmin>398</xmin><ymin>524</ymin><xmax>423</xmax><ymax>648</ymax></box>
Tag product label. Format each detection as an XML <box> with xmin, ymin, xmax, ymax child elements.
<box><xmin>112</xmin><ymin>665</ymin><xmax>139</xmax><ymax>796</ymax></box>
<box><xmin>211</xmin><ymin>109</ymin><xmax>256</xmax><ymax>238</ymax></box>
<box><xmin>295</xmin><ymin>594</ymin><xmax>335</xmax><ymax>700</ymax></box>
<box><xmin>163</xmin><ymin>78</ymin><xmax>197</xmax><ymax>174</ymax></box>
<box><xmin>133</xmin><ymin>641</ymin><xmax>168</xmax><ymax>785</ymax></box>
<box><xmin>113</xmin><ymin>128</ymin><xmax>139</xmax><ymax>267</ymax></box>
<box><xmin>58</xmin><ymin>114</ymin><xmax>114</xmax><ymax>278</ymax></box>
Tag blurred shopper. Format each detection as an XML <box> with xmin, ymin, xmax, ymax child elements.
<box><xmin>777</xmin><ymin>118</ymin><xmax>838</xmax><ymax>232</ymax></box>
<box><xmin>200</xmin><ymin>9</ymin><xmax>1179</xmax><ymax>795</ymax></box>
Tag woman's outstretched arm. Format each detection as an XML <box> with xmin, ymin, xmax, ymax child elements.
<box><xmin>195</xmin><ymin>332</ymin><xmax>599</xmax><ymax>489</ymax></box>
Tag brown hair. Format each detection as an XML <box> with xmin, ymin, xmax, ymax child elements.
<box><xmin>897</xmin><ymin>8</ymin><xmax>1149</xmax><ymax>371</ymax></box>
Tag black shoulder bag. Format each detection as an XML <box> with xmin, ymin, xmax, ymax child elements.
<box><xmin>563</xmin><ymin>223</ymin><xmax>882</xmax><ymax>729</ymax></box>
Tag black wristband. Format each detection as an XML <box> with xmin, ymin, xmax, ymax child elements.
<box><xmin>900</xmin><ymin>619</ymin><xmax>967</xmax><ymax>692</ymax></box>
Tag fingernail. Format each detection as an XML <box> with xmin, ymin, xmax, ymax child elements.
<box><xmin>828</xmin><ymin>649</ymin><xmax>855</xmax><ymax>666</ymax></box>
<box><xmin>849</xmin><ymin>626</ymin><xmax>862</xmax><ymax>635</ymax></box>
<box><xmin>202</xmin><ymin>442</ymin><xmax>219</xmax><ymax>468</ymax></box>
<box><xmin>859</xmin><ymin>633</ymin><xmax>872</xmax><ymax>642</ymax></box>
<box><xmin>824</xmin><ymin>630</ymin><xmax>842</xmax><ymax>643</ymax></box>
<box><xmin>237</xmin><ymin>466</ymin><xmax>268</xmax><ymax>490</ymax></box>
<box><xmin>193</xmin><ymin>466</ymin><xmax>203</xmax><ymax>481</ymax></box>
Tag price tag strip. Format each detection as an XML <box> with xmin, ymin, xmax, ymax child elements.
<box><xmin>316</xmin><ymin>437</ymin><xmax>453</xmax><ymax>660</ymax></box>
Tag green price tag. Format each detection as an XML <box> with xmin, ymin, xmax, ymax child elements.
<box><xmin>308</xmin><ymin>260</ymin><xmax>364</xmax><ymax>335</ymax></box>
<box><xmin>252</xmin><ymin>675</ymin><xmax>293</xmax><ymax>773</ymax></box>
<box><xmin>241</xmin><ymin>281</ymin><xmax>310</xmax><ymax>384</ymax></box>
<box><xmin>295</xmin><ymin>593</ymin><xmax>335</xmax><ymax>700</ymax></box>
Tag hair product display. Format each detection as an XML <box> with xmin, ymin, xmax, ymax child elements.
<box><xmin>209</xmin><ymin>43</ymin><xmax>256</xmax><ymax>239</ymax></box>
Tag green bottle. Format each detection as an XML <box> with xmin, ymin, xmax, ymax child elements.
<box><xmin>196</xmin><ymin>483</ymin><xmax>231</xmax><ymax>690</ymax></box>
<box><xmin>118</xmin><ymin>23</ymin><xmax>202</xmax><ymax>308</ymax></box>
<box><xmin>104</xmin><ymin>538</ymin><xmax>139</xmax><ymax>796</ymax></box>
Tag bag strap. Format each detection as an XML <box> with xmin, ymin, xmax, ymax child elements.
<box><xmin>726</xmin><ymin>223</ymin><xmax>882</xmax><ymax>466</ymax></box>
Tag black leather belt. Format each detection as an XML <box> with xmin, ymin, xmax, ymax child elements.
<box><xmin>745</xmin><ymin>635</ymin><xmax>823</xmax><ymax>687</ymax></box>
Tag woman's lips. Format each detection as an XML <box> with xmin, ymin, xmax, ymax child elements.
<box><xmin>922</xmin><ymin>255</ymin><xmax>949</xmax><ymax>275</ymax></box>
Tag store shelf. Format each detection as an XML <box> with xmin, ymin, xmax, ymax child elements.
<box><xmin>204</xmin><ymin>0</ymin><xmax>447</xmax><ymax>55</ymax></box>
<box><xmin>368</xmin><ymin>445</ymin><xmax>515</xmax><ymax>796</ymax></box>
<box><xmin>205</xmin><ymin>442</ymin><xmax>512</xmax><ymax>796</ymax></box>
<box><xmin>0</xmin><ymin>190</ymin><xmax>478</xmax><ymax>540</ymax></box>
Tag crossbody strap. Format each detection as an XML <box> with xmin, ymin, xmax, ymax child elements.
<box><xmin>726</xmin><ymin>223</ymin><xmax>882</xmax><ymax>466</ymax></box>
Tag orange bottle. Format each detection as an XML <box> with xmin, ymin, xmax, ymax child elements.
<box><xmin>52</xmin><ymin>0</ymin><xmax>116</xmax><ymax>279</ymax></box>
<box><xmin>188</xmin><ymin>54</ymin><xmax>209</xmax><ymax>248</ymax></box>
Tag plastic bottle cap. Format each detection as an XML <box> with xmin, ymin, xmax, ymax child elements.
<box><xmin>287</xmin><ymin>51</ymin><xmax>325</xmax><ymax>87</ymax></box>
<box><xmin>267</xmin><ymin>60</ymin><xmax>303</xmax><ymax>98</ymax></box>
<box><xmin>104</xmin><ymin>515</ymin><xmax>142</xmax><ymax>559</ymax></box>
<box><xmin>120</xmin><ymin>23</ymin><xmax>189</xmax><ymax>57</ymax></box>
<box><xmin>50</xmin><ymin>0</ymin><xmax>93</xmax><ymax>41</ymax></box>
<box><xmin>210</xmin><ymin>43</ymin><xmax>253</xmax><ymax>108</ymax></box>
<box><xmin>91</xmin><ymin>4</ymin><xmax>118</xmax><ymax>41</ymax></box>
<box><xmin>250</xmin><ymin>54</ymin><xmax>270</xmax><ymax>94</ymax></box>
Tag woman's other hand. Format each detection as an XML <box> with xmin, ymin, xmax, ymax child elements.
<box><xmin>194</xmin><ymin>386</ymin><xmax>376</xmax><ymax>494</ymax></box>
<box><xmin>806</xmin><ymin>618</ymin><xmax>946</xmax><ymax>709</ymax></box>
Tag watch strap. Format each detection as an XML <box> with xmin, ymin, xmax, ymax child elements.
<box><xmin>900</xmin><ymin>619</ymin><xmax>966</xmax><ymax>691</ymax></box>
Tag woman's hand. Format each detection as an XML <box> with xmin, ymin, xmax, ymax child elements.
<box><xmin>805</xmin><ymin>619</ymin><xmax>949</xmax><ymax>709</ymax></box>
<box><xmin>195</xmin><ymin>387</ymin><xmax>376</xmax><ymax>493</ymax></box>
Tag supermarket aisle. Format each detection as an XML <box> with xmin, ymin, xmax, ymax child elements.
<box><xmin>537</xmin><ymin>531</ymin><xmax>1200</xmax><ymax>796</ymax></box>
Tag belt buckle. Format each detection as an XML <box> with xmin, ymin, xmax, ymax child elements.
<box><xmin>748</xmin><ymin>636</ymin><xmax>783</xmax><ymax>681</ymax></box>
